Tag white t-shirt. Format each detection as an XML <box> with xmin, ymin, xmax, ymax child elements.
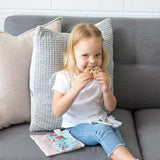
<box><xmin>52</xmin><ymin>71</ymin><xmax>106</xmax><ymax>128</ymax></box>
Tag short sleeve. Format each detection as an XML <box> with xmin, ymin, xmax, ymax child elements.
<box><xmin>52</xmin><ymin>72</ymin><xmax>69</xmax><ymax>94</ymax></box>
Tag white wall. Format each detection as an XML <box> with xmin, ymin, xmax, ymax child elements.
<box><xmin>0</xmin><ymin>0</ymin><xmax>160</xmax><ymax>31</ymax></box>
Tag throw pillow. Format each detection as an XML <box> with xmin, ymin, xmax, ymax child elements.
<box><xmin>0</xmin><ymin>17</ymin><xmax>62</xmax><ymax>129</ymax></box>
<box><xmin>29</xmin><ymin>18</ymin><xmax>114</xmax><ymax>131</ymax></box>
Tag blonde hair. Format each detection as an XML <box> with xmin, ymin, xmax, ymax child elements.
<box><xmin>62</xmin><ymin>23</ymin><xmax>111</xmax><ymax>87</ymax></box>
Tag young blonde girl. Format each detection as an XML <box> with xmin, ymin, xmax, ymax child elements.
<box><xmin>52</xmin><ymin>23</ymin><xmax>138</xmax><ymax>160</ymax></box>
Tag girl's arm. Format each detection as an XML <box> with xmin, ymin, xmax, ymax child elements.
<box><xmin>96</xmin><ymin>72</ymin><xmax>117</xmax><ymax>112</ymax></box>
<box><xmin>52</xmin><ymin>86</ymin><xmax>80</xmax><ymax>117</ymax></box>
<box><xmin>102</xmin><ymin>88</ymin><xmax>117</xmax><ymax>112</ymax></box>
<box><xmin>52</xmin><ymin>72</ymin><xmax>92</xmax><ymax>117</ymax></box>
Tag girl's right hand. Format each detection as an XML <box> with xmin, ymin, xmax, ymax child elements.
<box><xmin>73</xmin><ymin>72</ymin><xmax>93</xmax><ymax>92</ymax></box>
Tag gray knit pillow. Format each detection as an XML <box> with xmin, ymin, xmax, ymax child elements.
<box><xmin>96</xmin><ymin>19</ymin><xmax>114</xmax><ymax>90</ymax></box>
<box><xmin>30</xmin><ymin>27</ymin><xmax>68</xmax><ymax>131</ymax></box>
<box><xmin>29</xmin><ymin>18</ymin><xmax>113</xmax><ymax>131</ymax></box>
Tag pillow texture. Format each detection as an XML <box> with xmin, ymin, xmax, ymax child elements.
<box><xmin>0</xmin><ymin>17</ymin><xmax>62</xmax><ymax>129</ymax></box>
<box><xmin>29</xmin><ymin>18</ymin><xmax>113</xmax><ymax>131</ymax></box>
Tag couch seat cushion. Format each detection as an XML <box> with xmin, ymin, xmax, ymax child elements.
<box><xmin>0</xmin><ymin>109</ymin><xmax>142</xmax><ymax>160</ymax></box>
<box><xmin>111</xmin><ymin>109</ymin><xmax>142</xmax><ymax>160</ymax></box>
<box><xmin>135</xmin><ymin>109</ymin><xmax>160</xmax><ymax>160</ymax></box>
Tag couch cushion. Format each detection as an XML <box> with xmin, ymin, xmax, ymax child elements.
<box><xmin>111</xmin><ymin>109</ymin><xmax>142</xmax><ymax>160</ymax></box>
<box><xmin>0</xmin><ymin>17</ymin><xmax>62</xmax><ymax>129</ymax></box>
<box><xmin>135</xmin><ymin>109</ymin><xmax>160</xmax><ymax>160</ymax></box>
<box><xmin>111</xmin><ymin>18</ymin><xmax>160</xmax><ymax>110</ymax></box>
<box><xmin>29</xmin><ymin>18</ymin><xmax>114</xmax><ymax>132</ymax></box>
<box><xmin>114</xmin><ymin>64</ymin><xmax>160</xmax><ymax>110</ymax></box>
<box><xmin>0</xmin><ymin>109</ymin><xmax>142</xmax><ymax>160</ymax></box>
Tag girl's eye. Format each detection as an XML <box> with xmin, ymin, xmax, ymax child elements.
<box><xmin>96</xmin><ymin>53</ymin><xmax>102</xmax><ymax>57</ymax></box>
<box><xmin>82</xmin><ymin>54</ymin><xmax>88</xmax><ymax>57</ymax></box>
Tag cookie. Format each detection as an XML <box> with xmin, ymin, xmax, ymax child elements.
<box><xmin>85</xmin><ymin>66</ymin><xmax>102</xmax><ymax>79</ymax></box>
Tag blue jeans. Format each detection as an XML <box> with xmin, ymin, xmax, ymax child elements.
<box><xmin>67</xmin><ymin>123</ymin><xmax>127</xmax><ymax>158</ymax></box>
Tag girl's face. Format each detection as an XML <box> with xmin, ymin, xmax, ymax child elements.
<box><xmin>74</xmin><ymin>37</ymin><xmax>103</xmax><ymax>73</ymax></box>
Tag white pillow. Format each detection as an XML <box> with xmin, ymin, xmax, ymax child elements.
<box><xmin>0</xmin><ymin>17</ymin><xmax>62</xmax><ymax>129</ymax></box>
<box><xmin>29</xmin><ymin>18</ymin><xmax>113</xmax><ymax>131</ymax></box>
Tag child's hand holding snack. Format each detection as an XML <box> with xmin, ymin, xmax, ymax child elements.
<box><xmin>85</xmin><ymin>66</ymin><xmax>109</xmax><ymax>93</ymax></box>
<box><xmin>96</xmin><ymin>72</ymin><xmax>110</xmax><ymax>93</ymax></box>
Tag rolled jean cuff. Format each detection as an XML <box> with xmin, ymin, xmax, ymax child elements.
<box><xmin>108</xmin><ymin>144</ymin><xmax>125</xmax><ymax>159</ymax></box>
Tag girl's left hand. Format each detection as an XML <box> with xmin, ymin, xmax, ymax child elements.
<box><xmin>96</xmin><ymin>72</ymin><xmax>110</xmax><ymax>93</ymax></box>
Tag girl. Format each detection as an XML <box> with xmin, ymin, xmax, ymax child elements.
<box><xmin>52</xmin><ymin>23</ymin><xmax>138</xmax><ymax>160</ymax></box>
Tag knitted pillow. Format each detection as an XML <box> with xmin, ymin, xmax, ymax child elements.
<box><xmin>29</xmin><ymin>18</ymin><xmax>113</xmax><ymax>131</ymax></box>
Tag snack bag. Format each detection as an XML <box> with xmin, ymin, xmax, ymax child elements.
<box><xmin>91</xmin><ymin>115</ymin><xmax>122</xmax><ymax>128</ymax></box>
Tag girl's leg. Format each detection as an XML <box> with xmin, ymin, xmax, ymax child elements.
<box><xmin>67</xmin><ymin>123</ymin><xmax>99</xmax><ymax>146</ymax></box>
<box><xmin>110</xmin><ymin>145</ymin><xmax>136</xmax><ymax>160</ymax></box>
<box><xmin>67</xmin><ymin>123</ymin><xmax>137</xmax><ymax>160</ymax></box>
<box><xmin>111</xmin><ymin>128</ymin><xmax>138</xmax><ymax>160</ymax></box>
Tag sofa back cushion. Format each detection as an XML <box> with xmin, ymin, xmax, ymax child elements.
<box><xmin>111</xmin><ymin>18</ymin><xmax>160</xmax><ymax>109</ymax></box>
<box><xmin>5</xmin><ymin>16</ymin><xmax>160</xmax><ymax>110</ymax></box>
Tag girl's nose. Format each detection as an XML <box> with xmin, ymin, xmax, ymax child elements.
<box><xmin>90</xmin><ymin>57</ymin><xmax>96</xmax><ymax>64</ymax></box>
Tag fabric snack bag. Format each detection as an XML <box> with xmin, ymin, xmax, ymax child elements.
<box><xmin>47</xmin><ymin>130</ymin><xmax>84</xmax><ymax>153</ymax></box>
<box><xmin>30</xmin><ymin>130</ymin><xmax>84</xmax><ymax>156</ymax></box>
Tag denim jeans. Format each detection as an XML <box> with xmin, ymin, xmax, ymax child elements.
<box><xmin>67</xmin><ymin>123</ymin><xmax>127</xmax><ymax>158</ymax></box>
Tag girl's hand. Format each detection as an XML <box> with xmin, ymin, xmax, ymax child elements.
<box><xmin>96</xmin><ymin>72</ymin><xmax>110</xmax><ymax>93</ymax></box>
<box><xmin>73</xmin><ymin>72</ymin><xmax>93</xmax><ymax>92</ymax></box>
<box><xmin>97</xmin><ymin>72</ymin><xmax>117</xmax><ymax>112</ymax></box>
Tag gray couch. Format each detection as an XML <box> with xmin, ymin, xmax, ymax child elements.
<box><xmin>1</xmin><ymin>15</ymin><xmax>160</xmax><ymax>160</ymax></box>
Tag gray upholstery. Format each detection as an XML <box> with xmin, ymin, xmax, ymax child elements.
<box><xmin>1</xmin><ymin>15</ymin><xmax>160</xmax><ymax>160</ymax></box>
<box><xmin>4</xmin><ymin>15</ymin><xmax>105</xmax><ymax>35</ymax></box>
<box><xmin>0</xmin><ymin>109</ymin><xmax>141</xmax><ymax>160</ymax></box>
<box><xmin>135</xmin><ymin>109</ymin><xmax>160</xmax><ymax>160</ymax></box>
<box><xmin>111</xmin><ymin>18</ymin><xmax>160</xmax><ymax>109</ymax></box>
